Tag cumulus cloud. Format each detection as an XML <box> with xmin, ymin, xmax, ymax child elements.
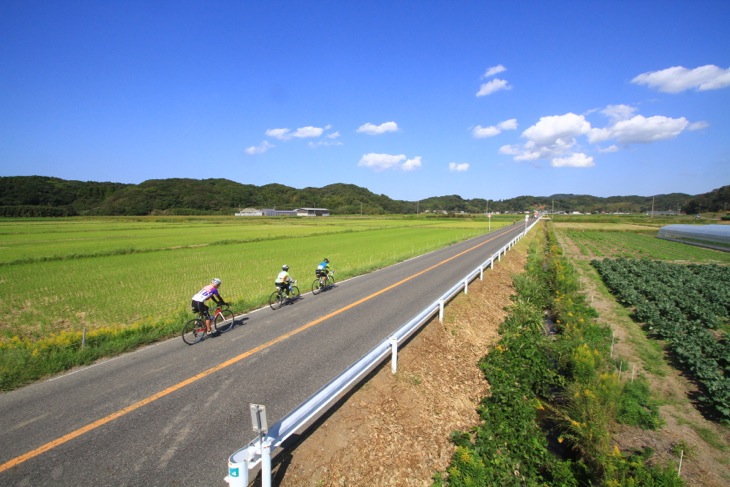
<box><xmin>265</xmin><ymin>125</ymin><xmax>332</xmax><ymax>141</ymax></box>
<box><xmin>476</xmin><ymin>78</ymin><xmax>511</xmax><ymax>97</ymax></box>
<box><xmin>245</xmin><ymin>140</ymin><xmax>274</xmax><ymax>155</ymax></box>
<box><xmin>356</xmin><ymin>121</ymin><xmax>399</xmax><ymax>135</ymax></box>
<box><xmin>498</xmin><ymin>112</ymin><xmax>591</xmax><ymax>165</ymax></box>
<box><xmin>265</xmin><ymin>128</ymin><xmax>293</xmax><ymax>141</ymax></box>
<box><xmin>358</xmin><ymin>153</ymin><xmax>422</xmax><ymax>172</ymax></box>
<box><xmin>588</xmin><ymin>114</ymin><xmax>689</xmax><ymax>144</ymax></box>
<box><xmin>551</xmin><ymin>153</ymin><xmax>594</xmax><ymax>168</ymax></box>
<box><xmin>472</xmin><ymin>118</ymin><xmax>518</xmax><ymax>138</ymax></box>
<box><xmin>522</xmin><ymin>113</ymin><xmax>591</xmax><ymax>147</ymax></box>
<box><xmin>632</xmin><ymin>65</ymin><xmax>730</xmax><ymax>93</ymax></box>
<box><xmin>449</xmin><ymin>162</ymin><xmax>470</xmax><ymax>172</ymax></box>
<box><xmin>499</xmin><ymin>106</ymin><xmax>699</xmax><ymax>168</ymax></box>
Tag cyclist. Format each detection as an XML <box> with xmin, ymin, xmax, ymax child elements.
<box><xmin>316</xmin><ymin>258</ymin><xmax>331</xmax><ymax>279</ymax></box>
<box><xmin>191</xmin><ymin>278</ymin><xmax>227</xmax><ymax>335</ymax></box>
<box><xmin>275</xmin><ymin>265</ymin><xmax>295</xmax><ymax>296</ymax></box>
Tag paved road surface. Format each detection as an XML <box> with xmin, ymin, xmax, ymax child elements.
<box><xmin>0</xmin><ymin>220</ymin><xmax>534</xmax><ymax>486</ymax></box>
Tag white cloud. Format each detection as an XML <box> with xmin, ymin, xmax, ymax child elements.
<box><xmin>500</xmin><ymin>106</ymin><xmax>699</xmax><ymax>168</ymax></box>
<box><xmin>358</xmin><ymin>153</ymin><xmax>421</xmax><ymax>172</ymax></box>
<box><xmin>402</xmin><ymin>156</ymin><xmax>422</xmax><ymax>171</ymax></box>
<box><xmin>292</xmin><ymin>126</ymin><xmax>325</xmax><ymax>138</ymax></box>
<box><xmin>483</xmin><ymin>64</ymin><xmax>506</xmax><ymax>78</ymax></box>
<box><xmin>265</xmin><ymin>128</ymin><xmax>292</xmax><ymax>141</ymax></box>
<box><xmin>245</xmin><ymin>140</ymin><xmax>274</xmax><ymax>155</ymax></box>
<box><xmin>449</xmin><ymin>162</ymin><xmax>469</xmax><ymax>172</ymax></box>
<box><xmin>476</xmin><ymin>78</ymin><xmax>511</xmax><ymax>97</ymax></box>
<box><xmin>551</xmin><ymin>153</ymin><xmax>594</xmax><ymax>168</ymax></box>
<box><xmin>588</xmin><ymin>115</ymin><xmax>689</xmax><ymax>144</ymax></box>
<box><xmin>688</xmin><ymin>121</ymin><xmax>709</xmax><ymax>131</ymax></box>
<box><xmin>473</xmin><ymin>118</ymin><xmax>518</xmax><ymax>138</ymax></box>
<box><xmin>522</xmin><ymin>113</ymin><xmax>591</xmax><ymax>147</ymax></box>
<box><xmin>265</xmin><ymin>125</ymin><xmax>332</xmax><ymax>141</ymax></box>
<box><xmin>356</xmin><ymin>121</ymin><xmax>399</xmax><ymax>135</ymax></box>
<box><xmin>601</xmin><ymin>104</ymin><xmax>638</xmax><ymax>122</ymax></box>
<box><xmin>632</xmin><ymin>65</ymin><xmax>730</xmax><ymax>93</ymax></box>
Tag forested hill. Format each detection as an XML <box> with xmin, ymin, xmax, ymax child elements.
<box><xmin>0</xmin><ymin>175</ymin><xmax>725</xmax><ymax>217</ymax></box>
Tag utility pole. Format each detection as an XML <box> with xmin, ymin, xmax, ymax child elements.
<box><xmin>651</xmin><ymin>196</ymin><xmax>655</xmax><ymax>218</ymax></box>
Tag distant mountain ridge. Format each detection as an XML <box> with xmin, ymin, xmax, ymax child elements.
<box><xmin>0</xmin><ymin>175</ymin><xmax>726</xmax><ymax>217</ymax></box>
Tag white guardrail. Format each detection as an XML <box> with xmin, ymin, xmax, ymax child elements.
<box><xmin>225</xmin><ymin>218</ymin><xmax>540</xmax><ymax>486</ymax></box>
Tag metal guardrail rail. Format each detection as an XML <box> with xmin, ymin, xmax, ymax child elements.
<box><xmin>226</xmin><ymin>219</ymin><xmax>539</xmax><ymax>486</ymax></box>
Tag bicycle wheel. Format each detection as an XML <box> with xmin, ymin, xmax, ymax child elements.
<box><xmin>213</xmin><ymin>309</ymin><xmax>235</xmax><ymax>333</ymax></box>
<box><xmin>288</xmin><ymin>286</ymin><xmax>300</xmax><ymax>302</ymax></box>
<box><xmin>182</xmin><ymin>318</ymin><xmax>206</xmax><ymax>345</ymax></box>
<box><xmin>312</xmin><ymin>278</ymin><xmax>323</xmax><ymax>295</ymax></box>
<box><xmin>326</xmin><ymin>274</ymin><xmax>335</xmax><ymax>288</ymax></box>
<box><xmin>269</xmin><ymin>291</ymin><xmax>284</xmax><ymax>310</ymax></box>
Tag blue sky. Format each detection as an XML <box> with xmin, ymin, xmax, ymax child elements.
<box><xmin>1</xmin><ymin>1</ymin><xmax>729</xmax><ymax>202</ymax></box>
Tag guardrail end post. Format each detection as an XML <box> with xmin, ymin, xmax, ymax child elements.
<box><xmin>225</xmin><ymin>458</ymin><xmax>249</xmax><ymax>487</ymax></box>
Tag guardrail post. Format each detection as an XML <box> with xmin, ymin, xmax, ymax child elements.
<box><xmin>262</xmin><ymin>439</ymin><xmax>272</xmax><ymax>487</ymax></box>
<box><xmin>390</xmin><ymin>336</ymin><xmax>398</xmax><ymax>374</ymax></box>
<box><xmin>464</xmin><ymin>277</ymin><xmax>469</xmax><ymax>294</ymax></box>
<box><xmin>489</xmin><ymin>258</ymin><xmax>494</xmax><ymax>269</ymax></box>
<box><xmin>479</xmin><ymin>266</ymin><xmax>483</xmax><ymax>280</ymax></box>
<box><xmin>225</xmin><ymin>458</ymin><xmax>248</xmax><ymax>487</ymax></box>
<box><xmin>438</xmin><ymin>299</ymin><xmax>444</xmax><ymax>322</ymax></box>
<box><xmin>498</xmin><ymin>250</ymin><xmax>502</xmax><ymax>261</ymax></box>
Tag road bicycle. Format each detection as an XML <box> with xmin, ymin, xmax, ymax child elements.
<box><xmin>182</xmin><ymin>303</ymin><xmax>235</xmax><ymax>345</ymax></box>
<box><xmin>269</xmin><ymin>281</ymin><xmax>300</xmax><ymax>310</ymax></box>
<box><xmin>311</xmin><ymin>270</ymin><xmax>336</xmax><ymax>295</ymax></box>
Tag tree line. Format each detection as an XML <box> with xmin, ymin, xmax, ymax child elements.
<box><xmin>0</xmin><ymin>176</ymin><xmax>725</xmax><ymax>217</ymax></box>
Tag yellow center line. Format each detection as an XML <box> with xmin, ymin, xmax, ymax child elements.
<box><xmin>0</xmin><ymin>231</ymin><xmax>505</xmax><ymax>474</ymax></box>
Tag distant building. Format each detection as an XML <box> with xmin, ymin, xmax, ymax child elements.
<box><xmin>296</xmin><ymin>207</ymin><xmax>330</xmax><ymax>217</ymax></box>
<box><xmin>234</xmin><ymin>208</ymin><xmax>263</xmax><ymax>216</ymax></box>
<box><xmin>235</xmin><ymin>207</ymin><xmax>329</xmax><ymax>217</ymax></box>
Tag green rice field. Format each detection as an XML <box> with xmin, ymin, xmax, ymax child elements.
<box><xmin>0</xmin><ymin>215</ymin><xmax>516</xmax><ymax>389</ymax></box>
<box><xmin>0</xmin><ymin>216</ymin><xmax>507</xmax><ymax>337</ymax></box>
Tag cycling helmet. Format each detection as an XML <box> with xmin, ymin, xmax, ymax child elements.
<box><xmin>212</xmin><ymin>278</ymin><xmax>222</xmax><ymax>286</ymax></box>
<box><xmin>323</xmin><ymin>258</ymin><xmax>329</xmax><ymax>263</ymax></box>
<box><xmin>282</xmin><ymin>265</ymin><xmax>289</xmax><ymax>271</ymax></box>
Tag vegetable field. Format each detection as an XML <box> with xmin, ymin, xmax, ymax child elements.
<box><xmin>591</xmin><ymin>258</ymin><xmax>730</xmax><ymax>420</ymax></box>
<box><xmin>561</xmin><ymin>229</ymin><xmax>730</xmax><ymax>264</ymax></box>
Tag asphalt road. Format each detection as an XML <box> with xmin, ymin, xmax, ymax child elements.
<box><xmin>0</xmin><ymin>220</ymin><xmax>534</xmax><ymax>486</ymax></box>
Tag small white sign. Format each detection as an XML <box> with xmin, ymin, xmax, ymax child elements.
<box><xmin>250</xmin><ymin>404</ymin><xmax>268</xmax><ymax>434</ymax></box>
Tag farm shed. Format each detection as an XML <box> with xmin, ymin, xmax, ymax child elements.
<box><xmin>657</xmin><ymin>224</ymin><xmax>730</xmax><ymax>252</ymax></box>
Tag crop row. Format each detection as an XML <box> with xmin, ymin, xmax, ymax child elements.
<box><xmin>564</xmin><ymin>230</ymin><xmax>730</xmax><ymax>263</ymax></box>
<box><xmin>591</xmin><ymin>258</ymin><xmax>730</xmax><ymax>420</ymax></box>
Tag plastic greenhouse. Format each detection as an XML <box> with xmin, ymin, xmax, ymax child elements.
<box><xmin>657</xmin><ymin>224</ymin><xmax>730</xmax><ymax>252</ymax></box>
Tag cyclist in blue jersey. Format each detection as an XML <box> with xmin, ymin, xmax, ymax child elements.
<box><xmin>316</xmin><ymin>258</ymin><xmax>331</xmax><ymax>279</ymax></box>
<box><xmin>191</xmin><ymin>278</ymin><xmax>227</xmax><ymax>335</ymax></box>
